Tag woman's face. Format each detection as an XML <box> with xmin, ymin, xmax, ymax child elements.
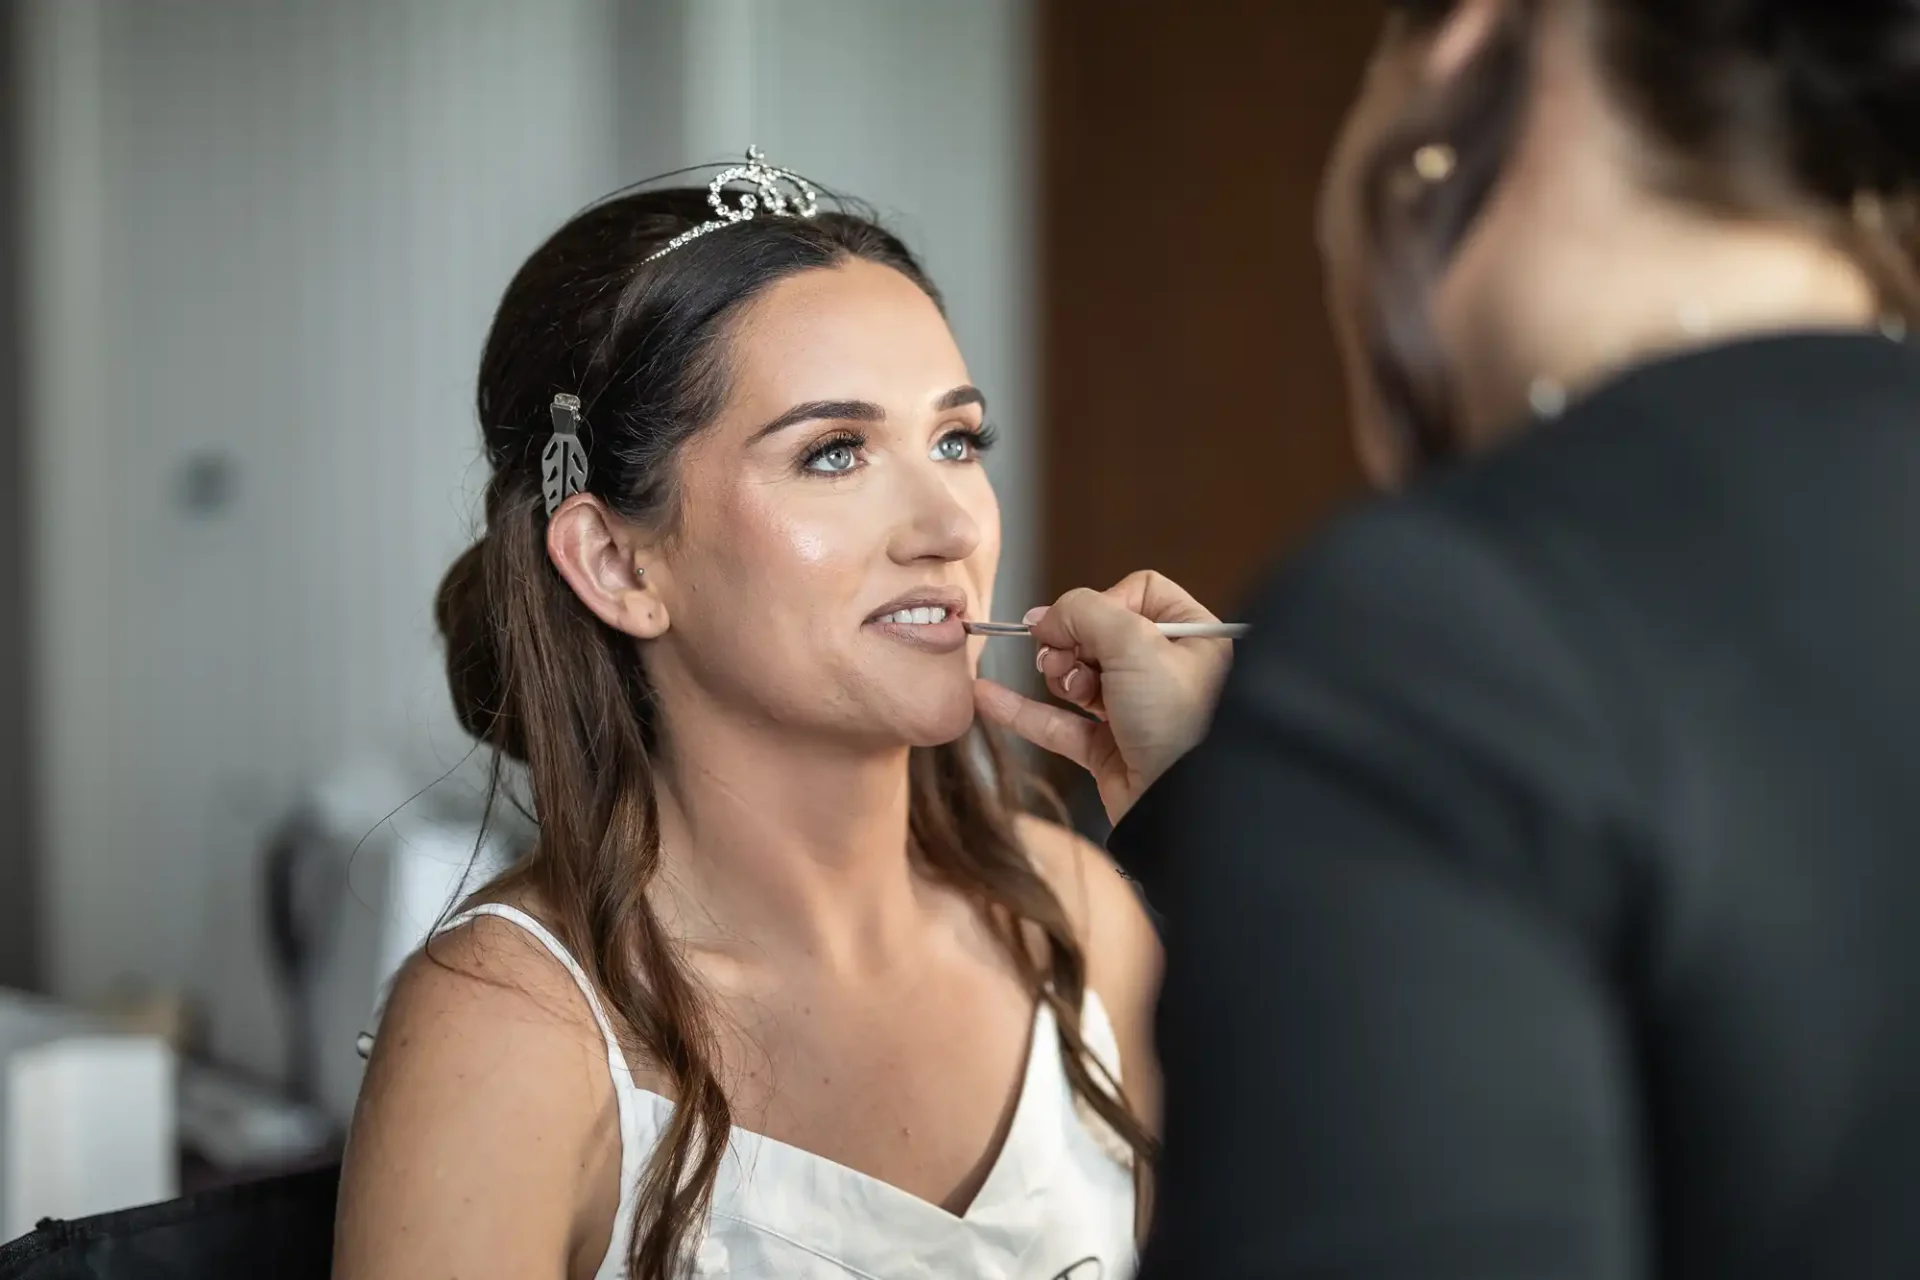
<box><xmin>648</xmin><ymin>258</ymin><xmax>1000</xmax><ymax>749</ymax></box>
<box><xmin>1320</xmin><ymin>2</ymin><xmax>1517</xmax><ymax>483</ymax></box>
<box><xmin>1319</xmin><ymin>15</ymin><xmax>1434</xmax><ymax>486</ymax></box>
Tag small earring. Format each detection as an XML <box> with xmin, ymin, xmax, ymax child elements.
<box><xmin>1528</xmin><ymin>377</ymin><xmax>1568</xmax><ymax>419</ymax></box>
<box><xmin>1412</xmin><ymin>143</ymin><xmax>1457</xmax><ymax>184</ymax></box>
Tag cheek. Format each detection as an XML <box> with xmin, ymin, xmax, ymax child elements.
<box><xmin>711</xmin><ymin>487</ymin><xmax>868</xmax><ymax>615</ymax></box>
<box><xmin>1320</xmin><ymin>75</ymin><xmax>1416</xmax><ymax>489</ymax></box>
<box><xmin>1318</xmin><ymin>36</ymin><xmax>1425</xmax><ymax>348</ymax></box>
<box><xmin>1323</xmin><ymin>280</ymin><xmax>1400</xmax><ymax>488</ymax></box>
<box><xmin>668</xmin><ymin>485</ymin><xmax>866</xmax><ymax>673</ymax></box>
<box><xmin>1318</xmin><ymin>108</ymin><xmax>1372</xmax><ymax>350</ymax></box>
<box><xmin>968</xmin><ymin>479</ymin><xmax>1002</xmax><ymax>586</ymax></box>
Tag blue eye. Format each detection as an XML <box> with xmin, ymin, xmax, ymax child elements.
<box><xmin>802</xmin><ymin>436</ymin><xmax>862</xmax><ymax>475</ymax></box>
<box><xmin>932</xmin><ymin>425</ymin><xmax>996</xmax><ymax>463</ymax></box>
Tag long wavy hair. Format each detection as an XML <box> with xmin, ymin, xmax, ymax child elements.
<box><xmin>432</xmin><ymin>186</ymin><xmax>1156</xmax><ymax>1278</ymax></box>
<box><xmin>1361</xmin><ymin>0</ymin><xmax>1920</xmax><ymax>470</ymax></box>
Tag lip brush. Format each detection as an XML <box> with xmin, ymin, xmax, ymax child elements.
<box><xmin>962</xmin><ymin>620</ymin><xmax>1249</xmax><ymax>640</ymax></box>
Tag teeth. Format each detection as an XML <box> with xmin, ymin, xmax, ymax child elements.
<box><xmin>882</xmin><ymin>606</ymin><xmax>949</xmax><ymax>625</ymax></box>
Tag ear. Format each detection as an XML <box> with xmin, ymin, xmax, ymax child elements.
<box><xmin>1425</xmin><ymin>0</ymin><xmax>1508</xmax><ymax>83</ymax></box>
<box><xmin>545</xmin><ymin>495</ymin><xmax>670</xmax><ymax>641</ymax></box>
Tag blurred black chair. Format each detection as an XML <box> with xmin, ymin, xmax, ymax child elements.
<box><xmin>0</xmin><ymin>1164</ymin><xmax>337</xmax><ymax>1280</ymax></box>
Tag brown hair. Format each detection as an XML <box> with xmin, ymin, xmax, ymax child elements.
<box><xmin>1363</xmin><ymin>0</ymin><xmax>1920</xmax><ymax>470</ymax></box>
<box><xmin>433</xmin><ymin>186</ymin><xmax>1155</xmax><ymax>1278</ymax></box>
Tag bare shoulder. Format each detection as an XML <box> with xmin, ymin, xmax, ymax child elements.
<box><xmin>1015</xmin><ymin>814</ymin><xmax>1158</xmax><ymax>976</ymax></box>
<box><xmin>1015</xmin><ymin>814</ymin><xmax>1163</xmax><ymax>1129</ymax></box>
<box><xmin>372</xmin><ymin>908</ymin><xmax>614</xmax><ymax>1079</ymax></box>
<box><xmin>333</xmin><ymin>910</ymin><xmax>623</xmax><ymax>1280</ymax></box>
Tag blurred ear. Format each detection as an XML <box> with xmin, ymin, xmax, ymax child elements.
<box><xmin>544</xmin><ymin>496</ymin><xmax>669</xmax><ymax>641</ymax></box>
<box><xmin>1425</xmin><ymin>0</ymin><xmax>1507</xmax><ymax>83</ymax></box>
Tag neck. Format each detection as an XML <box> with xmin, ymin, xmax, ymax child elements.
<box><xmin>1452</xmin><ymin>211</ymin><xmax>1879</xmax><ymax>436</ymax></box>
<box><xmin>646</xmin><ymin>698</ymin><xmax>933</xmax><ymax>976</ymax></box>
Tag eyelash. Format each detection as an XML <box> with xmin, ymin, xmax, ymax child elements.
<box><xmin>799</xmin><ymin>423</ymin><xmax>999</xmax><ymax>475</ymax></box>
<box><xmin>950</xmin><ymin>422</ymin><xmax>1000</xmax><ymax>458</ymax></box>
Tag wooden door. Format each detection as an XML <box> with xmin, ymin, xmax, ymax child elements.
<box><xmin>1039</xmin><ymin>1</ymin><xmax>1384</xmax><ymax>615</ymax></box>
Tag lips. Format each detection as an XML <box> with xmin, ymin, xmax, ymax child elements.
<box><xmin>863</xmin><ymin>590</ymin><xmax>970</xmax><ymax>654</ymax></box>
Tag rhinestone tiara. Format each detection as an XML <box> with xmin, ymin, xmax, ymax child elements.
<box><xmin>643</xmin><ymin>145</ymin><xmax>821</xmax><ymax>263</ymax></box>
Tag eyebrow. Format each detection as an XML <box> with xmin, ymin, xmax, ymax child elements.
<box><xmin>748</xmin><ymin>384</ymin><xmax>987</xmax><ymax>443</ymax></box>
<box><xmin>937</xmin><ymin>385</ymin><xmax>987</xmax><ymax>413</ymax></box>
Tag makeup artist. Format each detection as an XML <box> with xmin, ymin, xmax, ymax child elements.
<box><xmin>976</xmin><ymin>0</ymin><xmax>1920</xmax><ymax>1274</ymax></box>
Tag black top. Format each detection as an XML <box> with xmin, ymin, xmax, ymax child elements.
<box><xmin>1110</xmin><ymin>333</ymin><xmax>1920</xmax><ymax>1279</ymax></box>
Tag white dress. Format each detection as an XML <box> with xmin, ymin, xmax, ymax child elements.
<box><xmin>434</xmin><ymin>903</ymin><xmax>1139</xmax><ymax>1280</ymax></box>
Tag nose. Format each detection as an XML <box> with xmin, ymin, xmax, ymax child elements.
<box><xmin>887</xmin><ymin>457</ymin><xmax>983</xmax><ymax>565</ymax></box>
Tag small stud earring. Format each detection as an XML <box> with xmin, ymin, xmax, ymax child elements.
<box><xmin>1528</xmin><ymin>377</ymin><xmax>1568</xmax><ymax>419</ymax></box>
<box><xmin>1412</xmin><ymin>143</ymin><xmax>1457</xmax><ymax>184</ymax></box>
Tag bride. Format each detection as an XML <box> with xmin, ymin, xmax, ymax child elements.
<box><xmin>332</xmin><ymin>153</ymin><xmax>1162</xmax><ymax>1280</ymax></box>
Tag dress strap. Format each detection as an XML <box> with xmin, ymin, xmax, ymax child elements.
<box><xmin>438</xmin><ymin>904</ymin><xmax>633</xmax><ymax>1073</ymax></box>
<box><xmin>435</xmin><ymin>903</ymin><xmax>647</xmax><ymax>1280</ymax></box>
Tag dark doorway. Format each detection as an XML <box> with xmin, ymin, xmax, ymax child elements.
<box><xmin>1039</xmin><ymin>2</ymin><xmax>1383</xmax><ymax>613</ymax></box>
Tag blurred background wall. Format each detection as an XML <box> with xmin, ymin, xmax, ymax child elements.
<box><xmin>3</xmin><ymin>0</ymin><xmax>1375</xmax><ymax>1100</ymax></box>
<box><xmin>11</xmin><ymin>0</ymin><xmax>1036</xmax><ymax>1085</ymax></box>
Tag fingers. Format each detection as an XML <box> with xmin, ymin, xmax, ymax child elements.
<box><xmin>1025</xmin><ymin>586</ymin><xmax>1162</xmax><ymax>664</ymax></box>
<box><xmin>973</xmin><ymin>679</ymin><xmax>1098</xmax><ymax>768</ymax></box>
<box><xmin>1023</xmin><ymin>570</ymin><xmax>1218</xmax><ymax>656</ymax></box>
<box><xmin>1105</xmin><ymin>569</ymin><xmax>1220</xmax><ymax>626</ymax></box>
<box><xmin>1036</xmin><ymin>644</ymin><xmax>1101</xmax><ymax>711</ymax></box>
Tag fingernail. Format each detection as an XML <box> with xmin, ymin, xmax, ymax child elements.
<box><xmin>1036</xmin><ymin>645</ymin><xmax>1052</xmax><ymax>674</ymax></box>
<box><xmin>1062</xmin><ymin>668</ymin><xmax>1078</xmax><ymax>695</ymax></box>
<box><xmin>1023</xmin><ymin>606</ymin><xmax>1048</xmax><ymax>625</ymax></box>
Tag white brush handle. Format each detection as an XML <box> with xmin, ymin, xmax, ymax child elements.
<box><xmin>1154</xmin><ymin>622</ymin><xmax>1249</xmax><ymax>639</ymax></box>
<box><xmin>965</xmin><ymin>620</ymin><xmax>1248</xmax><ymax>640</ymax></box>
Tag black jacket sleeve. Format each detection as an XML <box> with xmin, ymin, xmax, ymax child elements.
<box><xmin>1111</xmin><ymin>500</ymin><xmax>1651</xmax><ymax>1279</ymax></box>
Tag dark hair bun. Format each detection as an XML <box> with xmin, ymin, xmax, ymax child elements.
<box><xmin>434</xmin><ymin>539</ymin><xmax>527</xmax><ymax>761</ymax></box>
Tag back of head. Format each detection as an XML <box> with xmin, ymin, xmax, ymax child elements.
<box><xmin>1339</xmin><ymin>0</ymin><xmax>1920</xmax><ymax>470</ymax></box>
<box><xmin>1598</xmin><ymin>0</ymin><xmax>1920</xmax><ymax>209</ymax></box>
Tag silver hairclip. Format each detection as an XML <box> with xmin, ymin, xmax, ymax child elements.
<box><xmin>644</xmin><ymin>145</ymin><xmax>820</xmax><ymax>263</ymax></box>
<box><xmin>541</xmin><ymin>393</ymin><xmax>589</xmax><ymax>516</ymax></box>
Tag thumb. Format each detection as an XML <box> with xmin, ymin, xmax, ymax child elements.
<box><xmin>974</xmin><ymin>678</ymin><xmax>1098</xmax><ymax>769</ymax></box>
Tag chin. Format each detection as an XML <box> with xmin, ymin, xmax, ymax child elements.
<box><xmin>880</xmin><ymin>681</ymin><xmax>979</xmax><ymax>748</ymax></box>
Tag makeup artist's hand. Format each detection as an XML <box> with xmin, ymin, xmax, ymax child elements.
<box><xmin>974</xmin><ymin>571</ymin><xmax>1232</xmax><ymax>824</ymax></box>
